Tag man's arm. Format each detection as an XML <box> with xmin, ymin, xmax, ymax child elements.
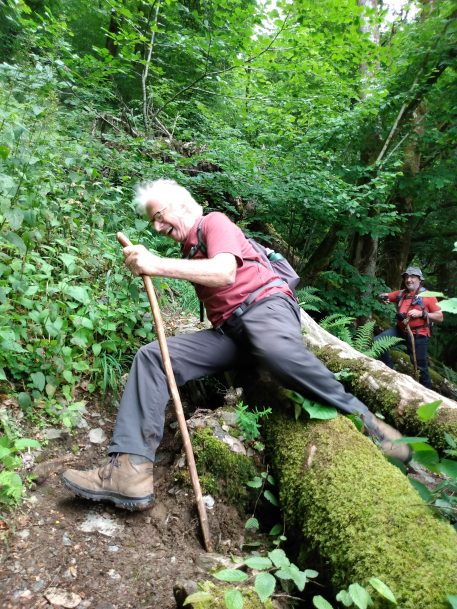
<box><xmin>427</xmin><ymin>309</ymin><xmax>443</xmax><ymax>323</ymax></box>
<box><xmin>407</xmin><ymin>307</ymin><xmax>443</xmax><ymax>323</ymax></box>
<box><xmin>122</xmin><ymin>244</ymin><xmax>237</xmax><ymax>287</ymax></box>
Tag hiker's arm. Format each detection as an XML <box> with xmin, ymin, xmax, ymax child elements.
<box><xmin>427</xmin><ymin>310</ymin><xmax>443</xmax><ymax>323</ymax></box>
<box><xmin>407</xmin><ymin>308</ymin><xmax>443</xmax><ymax>323</ymax></box>
<box><xmin>123</xmin><ymin>245</ymin><xmax>237</xmax><ymax>287</ymax></box>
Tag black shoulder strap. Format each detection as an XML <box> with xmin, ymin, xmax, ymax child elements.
<box><xmin>185</xmin><ymin>218</ymin><xmax>206</xmax><ymax>322</ymax></box>
<box><xmin>186</xmin><ymin>218</ymin><xmax>206</xmax><ymax>259</ymax></box>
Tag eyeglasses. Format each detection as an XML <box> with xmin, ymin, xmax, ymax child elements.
<box><xmin>151</xmin><ymin>206</ymin><xmax>167</xmax><ymax>223</ymax></box>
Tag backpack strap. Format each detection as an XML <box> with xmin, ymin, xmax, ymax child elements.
<box><xmin>185</xmin><ymin>218</ymin><xmax>287</xmax><ymax>323</ymax></box>
<box><xmin>185</xmin><ymin>219</ymin><xmax>206</xmax><ymax>322</ymax></box>
<box><xmin>230</xmin><ymin>279</ymin><xmax>285</xmax><ymax>318</ymax></box>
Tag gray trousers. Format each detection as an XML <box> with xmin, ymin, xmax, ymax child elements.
<box><xmin>109</xmin><ymin>295</ymin><xmax>369</xmax><ymax>461</ymax></box>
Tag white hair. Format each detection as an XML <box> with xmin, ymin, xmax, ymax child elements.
<box><xmin>134</xmin><ymin>179</ymin><xmax>203</xmax><ymax>216</ymax></box>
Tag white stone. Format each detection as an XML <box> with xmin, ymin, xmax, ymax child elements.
<box><xmin>44</xmin><ymin>587</ymin><xmax>82</xmax><ymax>608</ymax></box>
<box><xmin>79</xmin><ymin>512</ymin><xmax>123</xmax><ymax>537</ymax></box>
<box><xmin>88</xmin><ymin>427</ymin><xmax>107</xmax><ymax>444</ymax></box>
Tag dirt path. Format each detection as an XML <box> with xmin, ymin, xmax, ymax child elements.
<box><xmin>1</xmin><ymin>400</ymin><xmax>246</xmax><ymax>609</ymax></box>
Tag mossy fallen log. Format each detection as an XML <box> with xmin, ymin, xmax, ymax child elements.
<box><xmin>300</xmin><ymin>310</ymin><xmax>457</xmax><ymax>450</ymax></box>
<box><xmin>265</xmin><ymin>412</ymin><xmax>457</xmax><ymax>609</ymax></box>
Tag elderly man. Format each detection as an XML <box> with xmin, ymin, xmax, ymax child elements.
<box><xmin>62</xmin><ymin>179</ymin><xmax>410</xmax><ymax>511</ymax></box>
<box><xmin>377</xmin><ymin>267</ymin><xmax>443</xmax><ymax>387</ymax></box>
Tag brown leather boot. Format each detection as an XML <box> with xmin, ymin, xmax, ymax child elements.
<box><xmin>61</xmin><ymin>454</ymin><xmax>154</xmax><ymax>511</ymax></box>
<box><xmin>362</xmin><ymin>414</ymin><xmax>412</xmax><ymax>463</ymax></box>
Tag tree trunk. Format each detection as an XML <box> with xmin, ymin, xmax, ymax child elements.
<box><xmin>300</xmin><ymin>309</ymin><xmax>457</xmax><ymax>448</ymax></box>
<box><xmin>105</xmin><ymin>9</ymin><xmax>119</xmax><ymax>57</ymax></box>
<box><xmin>301</xmin><ymin>225</ymin><xmax>340</xmax><ymax>283</ymax></box>
<box><xmin>264</xmin><ymin>413</ymin><xmax>457</xmax><ymax>609</ymax></box>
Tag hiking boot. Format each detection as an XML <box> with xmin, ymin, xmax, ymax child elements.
<box><xmin>362</xmin><ymin>414</ymin><xmax>412</xmax><ymax>463</ymax></box>
<box><xmin>61</xmin><ymin>453</ymin><xmax>154</xmax><ymax>511</ymax></box>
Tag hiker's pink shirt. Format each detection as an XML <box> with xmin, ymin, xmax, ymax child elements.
<box><xmin>182</xmin><ymin>212</ymin><xmax>292</xmax><ymax>327</ymax></box>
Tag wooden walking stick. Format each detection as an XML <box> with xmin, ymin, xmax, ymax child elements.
<box><xmin>117</xmin><ymin>232</ymin><xmax>212</xmax><ymax>552</ymax></box>
<box><xmin>402</xmin><ymin>317</ymin><xmax>418</xmax><ymax>375</ymax></box>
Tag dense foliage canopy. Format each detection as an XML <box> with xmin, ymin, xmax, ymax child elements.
<box><xmin>1</xmin><ymin>0</ymin><xmax>456</xmax><ymax>477</ymax></box>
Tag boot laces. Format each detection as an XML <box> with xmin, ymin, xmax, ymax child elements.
<box><xmin>99</xmin><ymin>454</ymin><xmax>120</xmax><ymax>480</ymax></box>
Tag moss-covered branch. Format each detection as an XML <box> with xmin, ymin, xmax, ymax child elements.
<box><xmin>265</xmin><ymin>413</ymin><xmax>457</xmax><ymax>609</ymax></box>
<box><xmin>300</xmin><ymin>310</ymin><xmax>457</xmax><ymax>450</ymax></box>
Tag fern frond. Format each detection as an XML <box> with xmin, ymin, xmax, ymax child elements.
<box><xmin>336</xmin><ymin>326</ymin><xmax>354</xmax><ymax>345</ymax></box>
<box><xmin>353</xmin><ymin>320</ymin><xmax>376</xmax><ymax>353</ymax></box>
<box><xmin>365</xmin><ymin>336</ymin><xmax>404</xmax><ymax>358</ymax></box>
<box><xmin>320</xmin><ymin>314</ymin><xmax>355</xmax><ymax>345</ymax></box>
<box><xmin>297</xmin><ymin>286</ymin><xmax>324</xmax><ymax>312</ymax></box>
<box><xmin>320</xmin><ymin>313</ymin><xmax>355</xmax><ymax>330</ymax></box>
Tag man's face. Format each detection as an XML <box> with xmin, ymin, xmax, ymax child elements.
<box><xmin>146</xmin><ymin>198</ymin><xmax>189</xmax><ymax>243</ymax></box>
<box><xmin>403</xmin><ymin>274</ymin><xmax>421</xmax><ymax>292</ymax></box>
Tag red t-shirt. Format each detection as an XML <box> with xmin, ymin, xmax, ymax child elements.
<box><xmin>181</xmin><ymin>212</ymin><xmax>293</xmax><ymax>327</ymax></box>
<box><xmin>388</xmin><ymin>289</ymin><xmax>441</xmax><ymax>337</ymax></box>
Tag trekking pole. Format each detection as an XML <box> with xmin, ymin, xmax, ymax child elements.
<box><xmin>403</xmin><ymin>318</ymin><xmax>418</xmax><ymax>378</ymax></box>
<box><xmin>117</xmin><ymin>232</ymin><xmax>212</xmax><ymax>552</ymax></box>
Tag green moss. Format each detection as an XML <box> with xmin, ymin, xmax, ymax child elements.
<box><xmin>312</xmin><ymin>345</ymin><xmax>457</xmax><ymax>451</ymax></box>
<box><xmin>265</xmin><ymin>413</ymin><xmax>457</xmax><ymax>609</ymax></box>
<box><xmin>192</xmin><ymin>427</ymin><xmax>258</xmax><ymax>506</ymax></box>
<box><xmin>189</xmin><ymin>581</ymin><xmax>274</xmax><ymax>609</ymax></box>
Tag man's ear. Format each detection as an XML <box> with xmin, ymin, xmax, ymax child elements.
<box><xmin>174</xmin><ymin>201</ymin><xmax>188</xmax><ymax>217</ymax></box>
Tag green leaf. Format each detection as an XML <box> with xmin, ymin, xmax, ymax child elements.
<box><xmin>444</xmin><ymin>433</ymin><xmax>457</xmax><ymax>449</ymax></box>
<box><xmin>447</xmin><ymin>594</ymin><xmax>457</xmax><ymax>609</ymax></box>
<box><xmin>269</xmin><ymin>523</ymin><xmax>282</xmax><ymax>536</ymax></box>
<box><xmin>14</xmin><ymin>438</ymin><xmax>41</xmax><ymax>451</ymax></box>
<box><xmin>5</xmin><ymin>208</ymin><xmax>24</xmax><ymax>230</ymax></box>
<box><xmin>268</xmin><ymin>548</ymin><xmax>290</xmax><ymax>568</ymax></box>
<box><xmin>64</xmin><ymin>286</ymin><xmax>90</xmax><ymax>305</ymax></box>
<box><xmin>410</xmin><ymin>443</ymin><xmax>440</xmax><ymax>471</ymax></box>
<box><xmin>368</xmin><ymin>577</ymin><xmax>397</xmax><ymax>604</ymax></box>
<box><xmin>214</xmin><ymin>569</ymin><xmax>248</xmax><ymax>582</ymax></box>
<box><xmin>336</xmin><ymin>589</ymin><xmax>353</xmax><ymax>607</ymax></box>
<box><xmin>348</xmin><ymin>583</ymin><xmax>372</xmax><ymax>609</ymax></box>
<box><xmin>73</xmin><ymin>361</ymin><xmax>89</xmax><ymax>371</ymax></box>
<box><xmin>304</xmin><ymin>569</ymin><xmax>319</xmax><ymax>578</ymax></box>
<box><xmin>440</xmin><ymin>299</ymin><xmax>457</xmax><ymax>314</ymax></box>
<box><xmin>183</xmin><ymin>591</ymin><xmax>213</xmax><ymax>605</ymax></box>
<box><xmin>244</xmin><ymin>556</ymin><xmax>272</xmax><ymax>570</ymax></box>
<box><xmin>313</xmin><ymin>595</ymin><xmax>334</xmax><ymax>609</ymax></box>
<box><xmin>0</xmin><ymin>145</ymin><xmax>9</xmax><ymax>159</ymax></box>
<box><xmin>408</xmin><ymin>477</ymin><xmax>433</xmax><ymax>502</ymax></box>
<box><xmin>0</xmin><ymin>471</ymin><xmax>23</xmax><ymax>500</ymax></box>
<box><xmin>263</xmin><ymin>490</ymin><xmax>278</xmax><ymax>506</ymax></box>
<box><xmin>392</xmin><ymin>437</ymin><xmax>429</xmax><ymax>444</ymax></box>
<box><xmin>247</xmin><ymin>476</ymin><xmax>262</xmax><ymax>488</ymax></box>
<box><xmin>30</xmin><ymin>371</ymin><xmax>46</xmax><ymax>392</ymax></box>
<box><xmin>438</xmin><ymin>459</ymin><xmax>457</xmax><ymax>480</ymax></box>
<box><xmin>0</xmin><ymin>367</ymin><xmax>6</xmax><ymax>381</ymax></box>
<box><xmin>63</xmin><ymin>370</ymin><xmax>74</xmax><ymax>383</ymax></box>
<box><xmin>224</xmin><ymin>588</ymin><xmax>244</xmax><ymax>609</ymax></box>
<box><xmin>302</xmin><ymin>400</ymin><xmax>338</xmax><ymax>420</ymax></box>
<box><xmin>92</xmin><ymin>343</ymin><xmax>102</xmax><ymax>356</ymax></box>
<box><xmin>4</xmin><ymin>231</ymin><xmax>26</xmax><ymax>253</ymax></box>
<box><xmin>416</xmin><ymin>400</ymin><xmax>441</xmax><ymax>422</ymax></box>
<box><xmin>0</xmin><ymin>446</ymin><xmax>12</xmax><ymax>459</ymax></box>
<box><xmin>245</xmin><ymin>517</ymin><xmax>259</xmax><ymax>530</ymax></box>
<box><xmin>254</xmin><ymin>571</ymin><xmax>276</xmax><ymax>602</ymax></box>
<box><xmin>60</xmin><ymin>253</ymin><xmax>77</xmax><ymax>269</ymax></box>
<box><xmin>17</xmin><ymin>392</ymin><xmax>32</xmax><ymax>411</ymax></box>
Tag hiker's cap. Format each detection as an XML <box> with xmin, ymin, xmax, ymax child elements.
<box><xmin>402</xmin><ymin>266</ymin><xmax>424</xmax><ymax>280</ymax></box>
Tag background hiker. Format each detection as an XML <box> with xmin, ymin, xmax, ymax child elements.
<box><xmin>62</xmin><ymin>179</ymin><xmax>410</xmax><ymax>512</ymax></box>
<box><xmin>376</xmin><ymin>267</ymin><xmax>443</xmax><ymax>388</ymax></box>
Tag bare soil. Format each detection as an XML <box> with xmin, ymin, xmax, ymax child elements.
<box><xmin>0</xmin><ymin>396</ymin><xmax>249</xmax><ymax>609</ymax></box>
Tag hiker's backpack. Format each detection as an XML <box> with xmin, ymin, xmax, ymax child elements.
<box><xmin>186</xmin><ymin>218</ymin><xmax>300</xmax><ymax>322</ymax></box>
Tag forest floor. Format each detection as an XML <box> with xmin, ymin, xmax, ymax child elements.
<box><xmin>0</xmin><ymin>389</ymin><xmax>252</xmax><ymax>609</ymax></box>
